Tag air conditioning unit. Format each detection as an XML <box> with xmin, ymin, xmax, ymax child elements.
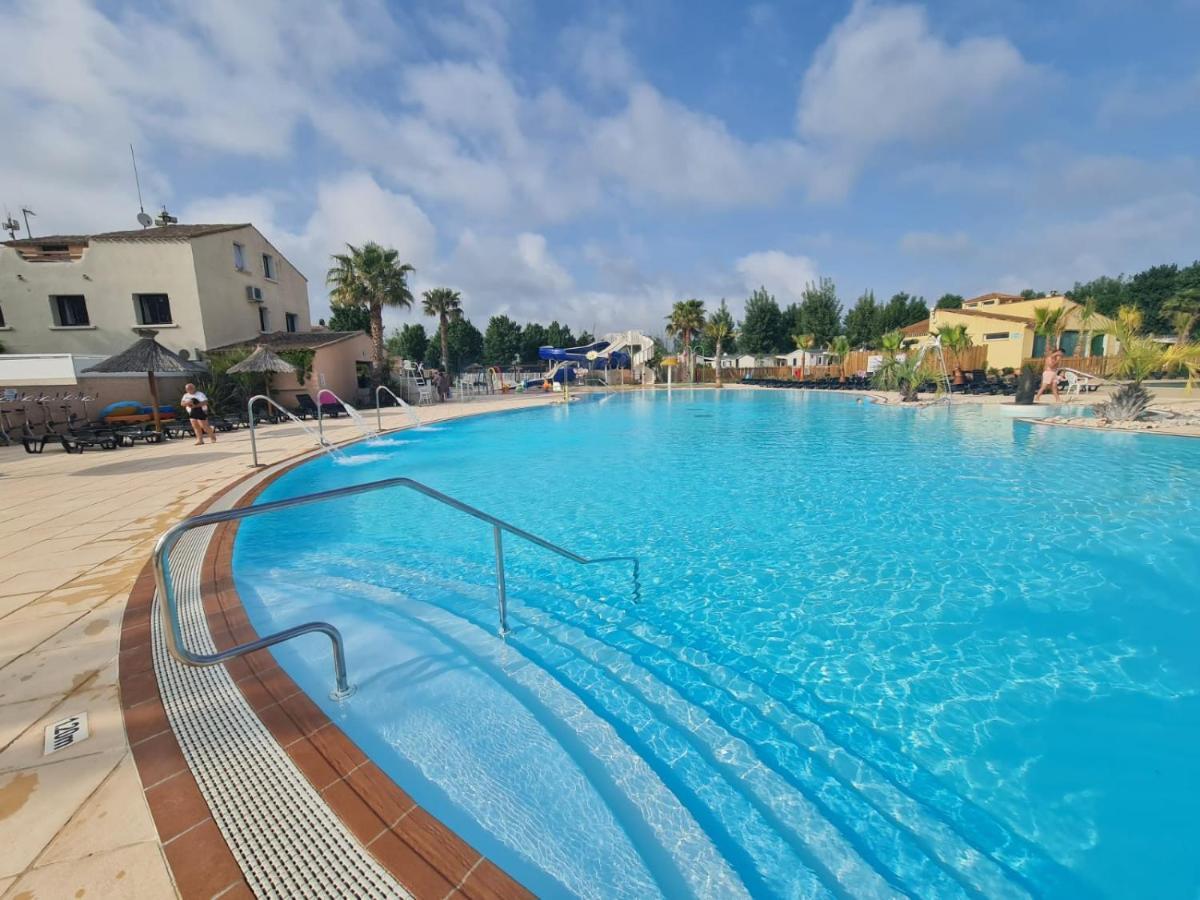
<box><xmin>246</xmin><ymin>285</ymin><xmax>264</xmax><ymax>303</ymax></box>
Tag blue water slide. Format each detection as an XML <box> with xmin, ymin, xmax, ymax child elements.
<box><xmin>538</xmin><ymin>342</ymin><xmax>632</xmax><ymax>370</ymax></box>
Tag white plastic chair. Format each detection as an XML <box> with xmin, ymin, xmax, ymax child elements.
<box><xmin>416</xmin><ymin>378</ymin><xmax>434</xmax><ymax>405</ymax></box>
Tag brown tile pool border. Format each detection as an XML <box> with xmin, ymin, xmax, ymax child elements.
<box><xmin>119</xmin><ymin>458</ymin><xmax>532</xmax><ymax>900</ymax></box>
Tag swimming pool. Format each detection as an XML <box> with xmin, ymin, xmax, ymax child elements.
<box><xmin>233</xmin><ymin>391</ymin><xmax>1200</xmax><ymax>898</ymax></box>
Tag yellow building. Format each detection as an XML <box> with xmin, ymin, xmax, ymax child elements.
<box><xmin>926</xmin><ymin>293</ymin><xmax>1118</xmax><ymax>370</ymax></box>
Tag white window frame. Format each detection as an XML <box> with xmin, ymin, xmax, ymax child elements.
<box><xmin>285</xmin><ymin>312</ymin><xmax>299</xmax><ymax>333</ymax></box>
<box><xmin>262</xmin><ymin>253</ymin><xmax>276</xmax><ymax>281</ymax></box>
<box><xmin>258</xmin><ymin>306</ymin><xmax>271</xmax><ymax>333</ymax></box>
<box><xmin>233</xmin><ymin>242</ymin><xmax>247</xmax><ymax>271</ymax></box>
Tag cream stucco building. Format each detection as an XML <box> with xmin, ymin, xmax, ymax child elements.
<box><xmin>923</xmin><ymin>293</ymin><xmax>1119</xmax><ymax>370</ymax></box>
<box><xmin>0</xmin><ymin>223</ymin><xmax>311</xmax><ymax>360</ymax></box>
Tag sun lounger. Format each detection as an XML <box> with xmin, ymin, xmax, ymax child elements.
<box><xmin>60</xmin><ymin>432</ymin><xmax>119</xmax><ymax>452</ymax></box>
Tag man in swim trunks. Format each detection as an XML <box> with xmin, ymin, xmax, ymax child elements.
<box><xmin>181</xmin><ymin>383</ymin><xmax>216</xmax><ymax>445</ymax></box>
<box><xmin>1033</xmin><ymin>348</ymin><xmax>1065</xmax><ymax>403</ymax></box>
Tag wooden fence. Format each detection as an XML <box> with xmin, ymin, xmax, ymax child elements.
<box><xmin>1021</xmin><ymin>355</ymin><xmax>1122</xmax><ymax>376</ymax></box>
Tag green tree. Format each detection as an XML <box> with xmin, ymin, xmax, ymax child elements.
<box><xmin>843</xmin><ymin>290</ymin><xmax>880</xmax><ymax>347</ymax></box>
<box><xmin>520</xmin><ymin>322</ymin><xmax>549</xmax><ymax>364</ymax></box>
<box><xmin>1068</xmin><ymin>274</ymin><xmax>1128</xmax><ymax>317</ymax></box>
<box><xmin>1020</xmin><ymin>289</ymin><xmax>1048</xmax><ymax>300</ymax></box>
<box><xmin>387</xmin><ymin>323</ymin><xmax>428</xmax><ymax>365</ymax></box>
<box><xmin>544</xmin><ymin>321</ymin><xmax>576</xmax><ymax>349</ymax></box>
<box><xmin>796</xmin><ymin>278</ymin><xmax>841</xmax><ymax>347</ymax></box>
<box><xmin>935</xmin><ymin>293</ymin><xmax>964</xmax><ymax>310</ymax></box>
<box><xmin>326</xmin><ymin>304</ymin><xmax>372</xmax><ymax>334</ymax></box>
<box><xmin>1032</xmin><ymin>305</ymin><xmax>1068</xmax><ymax>355</ymax></box>
<box><xmin>739</xmin><ymin>288</ymin><xmax>788</xmax><ymax>354</ymax></box>
<box><xmin>1127</xmin><ymin>264</ymin><xmax>1178</xmax><ymax>334</ymax></box>
<box><xmin>829</xmin><ymin>334</ymin><xmax>851</xmax><ymax>381</ymax></box>
<box><xmin>665</xmin><ymin>298</ymin><xmax>707</xmax><ymax>382</ymax></box>
<box><xmin>421</xmin><ymin>287</ymin><xmax>463</xmax><ymax>372</ymax></box>
<box><xmin>326</xmin><ymin>242</ymin><xmax>415</xmax><ymax>386</ymax></box>
<box><xmin>792</xmin><ymin>333</ymin><xmax>815</xmax><ymax>380</ymax></box>
<box><xmin>445</xmin><ymin>317</ymin><xmax>484</xmax><ymax>372</ymax></box>
<box><xmin>704</xmin><ymin>300</ymin><xmax>736</xmax><ymax>387</ymax></box>
<box><xmin>576</xmin><ymin>330</ymin><xmax>594</xmax><ymax>346</ymax></box>
<box><xmin>1162</xmin><ymin>275</ymin><xmax>1200</xmax><ymax>338</ymax></box>
<box><xmin>483</xmin><ymin>315</ymin><xmax>523</xmax><ymax>365</ymax></box>
<box><xmin>878</xmin><ymin>292</ymin><xmax>929</xmax><ymax>334</ymax></box>
<box><xmin>933</xmin><ymin>322</ymin><xmax>972</xmax><ymax>381</ymax></box>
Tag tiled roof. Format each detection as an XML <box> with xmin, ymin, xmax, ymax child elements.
<box><xmin>901</xmin><ymin>319</ymin><xmax>930</xmax><ymax>336</ymax></box>
<box><xmin>3</xmin><ymin>224</ymin><xmax>249</xmax><ymax>247</ymax></box>
<box><xmin>964</xmin><ymin>292</ymin><xmax>1024</xmax><ymax>304</ymax></box>
<box><xmin>939</xmin><ymin>307</ymin><xmax>1033</xmax><ymax>325</ymax></box>
<box><xmin>207</xmin><ymin>331</ymin><xmax>366</xmax><ymax>352</ymax></box>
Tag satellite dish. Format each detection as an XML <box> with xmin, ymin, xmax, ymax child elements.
<box><xmin>137</xmin><ymin>211</ymin><xmax>153</xmax><ymax>228</ymax></box>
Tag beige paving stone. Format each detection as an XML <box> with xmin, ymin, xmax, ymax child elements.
<box><xmin>34</xmin><ymin>599</ymin><xmax>124</xmax><ymax>654</ymax></box>
<box><xmin>6</xmin><ymin>839</ymin><xmax>175</xmax><ymax>899</ymax></box>
<box><xmin>0</xmin><ymin>641</ymin><xmax>115</xmax><ymax>706</ymax></box>
<box><xmin>0</xmin><ymin>613</ymin><xmax>84</xmax><ymax>669</ymax></box>
<box><xmin>36</xmin><ymin>754</ymin><xmax>157</xmax><ymax>866</ymax></box>
<box><xmin>0</xmin><ymin>697</ymin><xmax>64</xmax><ymax>754</ymax></box>
<box><xmin>0</xmin><ymin>567</ymin><xmax>92</xmax><ymax>598</ymax></box>
<box><xmin>0</xmin><ymin>594</ymin><xmax>41</xmax><ymax>621</ymax></box>
<box><xmin>0</xmin><ymin>750</ymin><xmax>123</xmax><ymax>878</ymax></box>
<box><xmin>0</xmin><ymin>685</ymin><xmax>123</xmax><ymax>774</ymax></box>
<box><xmin>0</xmin><ymin>874</ymin><xmax>13</xmax><ymax>894</ymax></box>
<box><xmin>5</xmin><ymin>587</ymin><xmax>111</xmax><ymax>621</ymax></box>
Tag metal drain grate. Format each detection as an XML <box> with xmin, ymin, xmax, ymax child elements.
<box><xmin>152</xmin><ymin>481</ymin><xmax>409</xmax><ymax>899</ymax></box>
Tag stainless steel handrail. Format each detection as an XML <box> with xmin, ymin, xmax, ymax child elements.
<box><xmin>375</xmin><ymin>385</ymin><xmax>421</xmax><ymax>431</ymax></box>
<box><xmin>151</xmin><ymin>476</ymin><xmax>641</xmax><ymax>700</ymax></box>
<box><xmin>247</xmin><ymin>394</ymin><xmax>332</xmax><ymax>468</ymax></box>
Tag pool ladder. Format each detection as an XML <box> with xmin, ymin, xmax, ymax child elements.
<box><xmin>152</xmin><ymin>476</ymin><xmax>641</xmax><ymax>699</ymax></box>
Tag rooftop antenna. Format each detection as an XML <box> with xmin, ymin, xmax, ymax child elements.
<box><xmin>20</xmin><ymin>207</ymin><xmax>35</xmax><ymax>238</ymax></box>
<box><xmin>155</xmin><ymin>206</ymin><xmax>178</xmax><ymax>227</ymax></box>
<box><xmin>2</xmin><ymin>211</ymin><xmax>19</xmax><ymax>240</ymax></box>
<box><xmin>131</xmin><ymin>145</ymin><xmax>152</xmax><ymax>228</ymax></box>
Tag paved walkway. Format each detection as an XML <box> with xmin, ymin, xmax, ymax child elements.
<box><xmin>0</xmin><ymin>395</ymin><xmax>555</xmax><ymax>899</ymax></box>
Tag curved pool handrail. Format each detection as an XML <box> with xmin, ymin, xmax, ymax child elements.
<box><xmin>151</xmin><ymin>476</ymin><xmax>641</xmax><ymax>700</ymax></box>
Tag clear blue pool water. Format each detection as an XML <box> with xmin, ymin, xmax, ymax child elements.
<box><xmin>233</xmin><ymin>391</ymin><xmax>1200</xmax><ymax>899</ymax></box>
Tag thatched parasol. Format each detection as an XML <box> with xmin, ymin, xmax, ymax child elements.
<box><xmin>228</xmin><ymin>345</ymin><xmax>297</xmax><ymax>404</ymax></box>
<box><xmin>82</xmin><ymin>328</ymin><xmax>202</xmax><ymax>432</ymax></box>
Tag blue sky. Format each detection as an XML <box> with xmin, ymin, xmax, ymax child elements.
<box><xmin>2</xmin><ymin>0</ymin><xmax>1198</xmax><ymax>335</ymax></box>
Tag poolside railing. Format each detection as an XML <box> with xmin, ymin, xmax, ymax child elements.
<box><xmin>152</xmin><ymin>476</ymin><xmax>641</xmax><ymax>700</ymax></box>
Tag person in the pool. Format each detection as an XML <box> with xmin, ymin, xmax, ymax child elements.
<box><xmin>1033</xmin><ymin>347</ymin><xmax>1065</xmax><ymax>403</ymax></box>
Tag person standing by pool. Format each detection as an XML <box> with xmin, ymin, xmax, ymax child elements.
<box><xmin>181</xmin><ymin>383</ymin><xmax>216</xmax><ymax>445</ymax></box>
<box><xmin>1033</xmin><ymin>348</ymin><xmax>1065</xmax><ymax>403</ymax></box>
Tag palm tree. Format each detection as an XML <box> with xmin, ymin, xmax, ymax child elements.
<box><xmin>792</xmin><ymin>333</ymin><xmax>815</xmax><ymax>381</ymax></box>
<box><xmin>829</xmin><ymin>334</ymin><xmax>851</xmax><ymax>382</ymax></box>
<box><xmin>421</xmin><ymin>287</ymin><xmax>463</xmax><ymax>372</ymax></box>
<box><xmin>1097</xmin><ymin>304</ymin><xmax>1200</xmax><ymax>419</ymax></box>
<box><xmin>933</xmin><ymin>323</ymin><xmax>972</xmax><ymax>383</ymax></box>
<box><xmin>665</xmin><ymin>298</ymin><xmax>706</xmax><ymax>383</ymax></box>
<box><xmin>1076</xmin><ymin>297</ymin><xmax>1099</xmax><ymax>358</ymax></box>
<box><xmin>327</xmin><ymin>243</ymin><xmax>414</xmax><ymax>386</ymax></box>
<box><xmin>873</xmin><ymin>329</ymin><xmax>930</xmax><ymax>401</ymax></box>
<box><xmin>1031</xmin><ymin>305</ymin><xmax>1068</xmax><ymax>357</ymax></box>
<box><xmin>704</xmin><ymin>301</ymin><xmax>736</xmax><ymax>388</ymax></box>
<box><xmin>1163</xmin><ymin>286</ymin><xmax>1200</xmax><ymax>340</ymax></box>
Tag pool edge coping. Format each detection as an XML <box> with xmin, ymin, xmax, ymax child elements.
<box><xmin>118</xmin><ymin>424</ymin><xmax>536</xmax><ymax>899</ymax></box>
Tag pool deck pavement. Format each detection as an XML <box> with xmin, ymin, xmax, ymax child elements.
<box><xmin>0</xmin><ymin>394</ymin><xmax>557</xmax><ymax>900</ymax></box>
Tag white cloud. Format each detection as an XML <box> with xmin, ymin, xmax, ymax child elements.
<box><xmin>591</xmin><ymin>85</ymin><xmax>813</xmax><ymax>206</ymax></box>
<box><xmin>900</xmin><ymin>230</ymin><xmax>971</xmax><ymax>254</ymax></box>
<box><xmin>735</xmin><ymin>251</ymin><xmax>819</xmax><ymax>299</ymax></box>
<box><xmin>560</xmin><ymin>17</ymin><xmax>638</xmax><ymax>92</ymax></box>
<box><xmin>184</xmin><ymin>172</ymin><xmax>437</xmax><ymax>323</ymax></box>
<box><xmin>798</xmin><ymin>2</ymin><xmax>1034</xmax><ymax>152</ymax></box>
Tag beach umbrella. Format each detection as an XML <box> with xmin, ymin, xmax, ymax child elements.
<box><xmin>82</xmin><ymin>328</ymin><xmax>202</xmax><ymax>432</ymax></box>
<box><xmin>228</xmin><ymin>345</ymin><xmax>297</xmax><ymax>404</ymax></box>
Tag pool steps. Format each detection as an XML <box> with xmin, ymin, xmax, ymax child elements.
<box><xmin>408</xmin><ymin>572</ymin><xmax>994</xmax><ymax>900</ymax></box>
<box><xmin>365</xmin><ymin>551</ymin><xmax>1087</xmax><ymax>898</ymax></box>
